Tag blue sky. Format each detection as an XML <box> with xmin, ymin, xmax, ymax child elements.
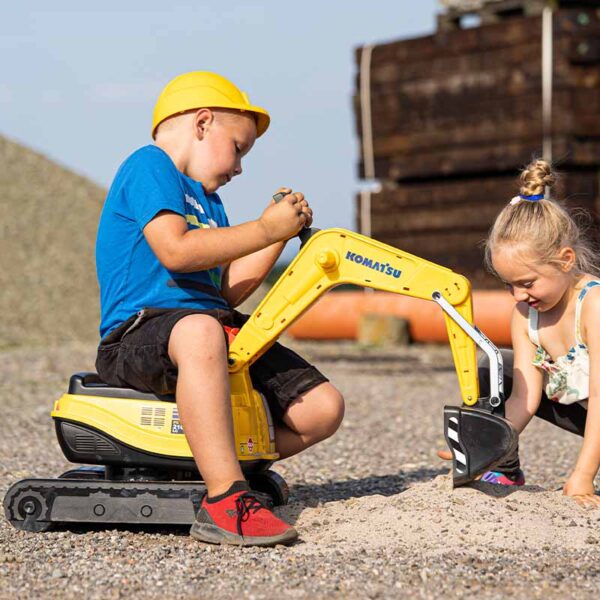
<box><xmin>1</xmin><ymin>1</ymin><xmax>438</xmax><ymax>257</ymax></box>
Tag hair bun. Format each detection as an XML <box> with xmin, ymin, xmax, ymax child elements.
<box><xmin>519</xmin><ymin>159</ymin><xmax>556</xmax><ymax>197</ymax></box>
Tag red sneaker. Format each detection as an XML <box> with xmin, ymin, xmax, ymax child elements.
<box><xmin>190</xmin><ymin>486</ymin><xmax>297</xmax><ymax>546</ymax></box>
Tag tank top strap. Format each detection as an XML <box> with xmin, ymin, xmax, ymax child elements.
<box><xmin>575</xmin><ymin>280</ymin><xmax>600</xmax><ymax>346</ymax></box>
<box><xmin>528</xmin><ymin>307</ymin><xmax>541</xmax><ymax>346</ymax></box>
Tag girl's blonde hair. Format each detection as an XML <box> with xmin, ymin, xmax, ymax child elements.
<box><xmin>485</xmin><ymin>159</ymin><xmax>599</xmax><ymax>276</ymax></box>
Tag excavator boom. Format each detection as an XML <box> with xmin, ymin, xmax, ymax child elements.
<box><xmin>229</xmin><ymin>228</ymin><xmax>478</xmax><ymax>405</ymax></box>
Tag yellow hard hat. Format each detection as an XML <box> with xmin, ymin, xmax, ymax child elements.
<box><xmin>151</xmin><ymin>71</ymin><xmax>270</xmax><ymax>139</ymax></box>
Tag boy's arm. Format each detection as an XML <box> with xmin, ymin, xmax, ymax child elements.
<box><xmin>505</xmin><ymin>303</ymin><xmax>544</xmax><ymax>433</ymax></box>
<box><xmin>143</xmin><ymin>193</ymin><xmax>306</xmax><ymax>273</ymax></box>
<box><xmin>220</xmin><ymin>190</ymin><xmax>313</xmax><ymax>307</ymax></box>
<box><xmin>563</xmin><ymin>292</ymin><xmax>600</xmax><ymax>505</ymax></box>
<box><xmin>220</xmin><ymin>241</ymin><xmax>286</xmax><ymax>307</ymax></box>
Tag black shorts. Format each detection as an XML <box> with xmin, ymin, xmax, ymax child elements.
<box><xmin>95</xmin><ymin>307</ymin><xmax>328</xmax><ymax>423</ymax></box>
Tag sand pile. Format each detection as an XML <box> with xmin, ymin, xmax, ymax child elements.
<box><xmin>286</xmin><ymin>475</ymin><xmax>600</xmax><ymax>554</ymax></box>
<box><xmin>0</xmin><ymin>135</ymin><xmax>105</xmax><ymax>348</ymax></box>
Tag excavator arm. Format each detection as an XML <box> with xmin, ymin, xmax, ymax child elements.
<box><xmin>230</xmin><ymin>227</ymin><xmax>518</xmax><ymax>487</ymax></box>
<box><xmin>229</xmin><ymin>228</ymin><xmax>478</xmax><ymax>406</ymax></box>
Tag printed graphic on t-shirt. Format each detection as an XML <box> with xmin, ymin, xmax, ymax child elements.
<box><xmin>183</xmin><ymin>193</ymin><xmax>221</xmax><ymax>287</ymax></box>
<box><xmin>185</xmin><ymin>194</ymin><xmax>218</xmax><ymax>228</ymax></box>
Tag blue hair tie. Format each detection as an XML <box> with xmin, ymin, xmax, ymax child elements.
<box><xmin>520</xmin><ymin>193</ymin><xmax>544</xmax><ymax>201</ymax></box>
<box><xmin>510</xmin><ymin>193</ymin><xmax>545</xmax><ymax>205</ymax></box>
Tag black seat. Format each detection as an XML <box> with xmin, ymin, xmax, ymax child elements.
<box><xmin>68</xmin><ymin>372</ymin><xmax>176</xmax><ymax>402</ymax></box>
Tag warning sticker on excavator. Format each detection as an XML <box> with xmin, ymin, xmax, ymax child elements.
<box><xmin>171</xmin><ymin>408</ymin><xmax>184</xmax><ymax>434</ymax></box>
<box><xmin>247</xmin><ymin>437</ymin><xmax>254</xmax><ymax>454</ymax></box>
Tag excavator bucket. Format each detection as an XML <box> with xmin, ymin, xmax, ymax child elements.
<box><xmin>430</xmin><ymin>293</ymin><xmax>519</xmax><ymax>487</ymax></box>
<box><xmin>444</xmin><ymin>405</ymin><xmax>518</xmax><ymax>487</ymax></box>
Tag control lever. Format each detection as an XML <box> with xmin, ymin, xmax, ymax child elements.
<box><xmin>272</xmin><ymin>190</ymin><xmax>319</xmax><ymax>248</ymax></box>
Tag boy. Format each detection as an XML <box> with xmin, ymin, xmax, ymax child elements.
<box><xmin>95</xmin><ymin>72</ymin><xmax>345</xmax><ymax>546</ymax></box>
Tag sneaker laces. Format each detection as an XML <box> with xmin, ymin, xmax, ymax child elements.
<box><xmin>234</xmin><ymin>492</ymin><xmax>269</xmax><ymax>536</ymax></box>
<box><xmin>248</xmin><ymin>490</ymin><xmax>274</xmax><ymax>509</ymax></box>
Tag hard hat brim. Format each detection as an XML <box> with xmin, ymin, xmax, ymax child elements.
<box><xmin>152</xmin><ymin>105</ymin><xmax>269</xmax><ymax>139</ymax></box>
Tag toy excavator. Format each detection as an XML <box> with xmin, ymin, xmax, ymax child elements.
<box><xmin>4</xmin><ymin>225</ymin><xmax>518</xmax><ymax>532</ymax></box>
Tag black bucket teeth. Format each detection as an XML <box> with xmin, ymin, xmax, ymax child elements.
<box><xmin>444</xmin><ymin>406</ymin><xmax>519</xmax><ymax>487</ymax></box>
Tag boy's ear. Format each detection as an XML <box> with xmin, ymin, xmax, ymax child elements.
<box><xmin>194</xmin><ymin>108</ymin><xmax>215</xmax><ymax>140</ymax></box>
<box><xmin>558</xmin><ymin>247</ymin><xmax>576</xmax><ymax>272</ymax></box>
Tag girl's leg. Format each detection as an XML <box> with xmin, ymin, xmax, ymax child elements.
<box><xmin>168</xmin><ymin>314</ymin><xmax>244</xmax><ymax>497</ymax></box>
<box><xmin>535</xmin><ymin>399</ymin><xmax>587</xmax><ymax>437</ymax></box>
<box><xmin>477</xmin><ymin>349</ymin><xmax>523</xmax><ymax>477</ymax></box>
<box><xmin>274</xmin><ymin>382</ymin><xmax>345</xmax><ymax>459</ymax></box>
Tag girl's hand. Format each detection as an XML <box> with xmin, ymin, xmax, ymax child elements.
<box><xmin>563</xmin><ymin>470</ymin><xmax>600</xmax><ymax>508</ymax></box>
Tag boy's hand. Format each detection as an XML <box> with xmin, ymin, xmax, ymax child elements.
<box><xmin>259</xmin><ymin>188</ymin><xmax>313</xmax><ymax>243</ymax></box>
<box><xmin>563</xmin><ymin>470</ymin><xmax>600</xmax><ymax>508</ymax></box>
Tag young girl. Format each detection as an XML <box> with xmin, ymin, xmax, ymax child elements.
<box><xmin>473</xmin><ymin>158</ymin><xmax>600</xmax><ymax>507</ymax></box>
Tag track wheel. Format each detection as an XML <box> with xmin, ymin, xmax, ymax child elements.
<box><xmin>9</xmin><ymin>490</ymin><xmax>52</xmax><ymax>532</ymax></box>
<box><xmin>248</xmin><ymin>470</ymin><xmax>289</xmax><ymax>506</ymax></box>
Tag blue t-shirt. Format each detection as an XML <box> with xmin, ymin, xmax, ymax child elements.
<box><xmin>96</xmin><ymin>145</ymin><xmax>230</xmax><ymax>338</ymax></box>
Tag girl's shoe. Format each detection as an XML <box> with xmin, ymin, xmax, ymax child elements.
<box><xmin>480</xmin><ymin>469</ymin><xmax>525</xmax><ymax>486</ymax></box>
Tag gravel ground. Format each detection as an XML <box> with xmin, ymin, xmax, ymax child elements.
<box><xmin>1</xmin><ymin>340</ymin><xmax>599</xmax><ymax>599</ymax></box>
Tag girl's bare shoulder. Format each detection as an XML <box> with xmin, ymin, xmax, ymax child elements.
<box><xmin>512</xmin><ymin>301</ymin><xmax>530</xmax><ymax>324</ymax></box>
<box><xmin>580</xmin><ymin>280</ymin><xmax>600</xmax><ymax>346</ymax></box>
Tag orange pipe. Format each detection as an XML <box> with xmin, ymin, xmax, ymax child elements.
<box><xmin>287</xmin><ymin>290</ymin><xmax>514</xmax><ymax>346</ymax></box>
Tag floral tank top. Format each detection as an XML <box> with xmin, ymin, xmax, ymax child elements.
<box><xmin>528</xmin><ymin>280</ymin><xmax>600</xmax><ymax>406</ymax></box>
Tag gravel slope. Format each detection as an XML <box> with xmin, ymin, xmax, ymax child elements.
<box><xmin>0</xmin><ymin>135</ymin><xmax>104</xmax><ymax>349</ymax></box>
<box><xmin>1</xmin><ymin>340</ymin><xmax>599</xmax><ymax>599</ymax></box>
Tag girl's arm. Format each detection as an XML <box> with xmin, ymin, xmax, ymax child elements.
<box><xmin>505</xmin><ymin>303</ymin><xmax>545</xmax><ymax>433</ymax></box>
<box><xmin>563</xmin><ymin>291</ymin><xmax>600</xmax><ymax>506</ymax></box>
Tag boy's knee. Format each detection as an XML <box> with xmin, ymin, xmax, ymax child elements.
<box><xmin>169</xmin><ymin>314</ymin><xmax>225</xmax><ymax>362</ymax></box>
<box><xmin>315</xmin><ymin>385</ymin><xmax>345</xmax><ymax>438</ymax></box>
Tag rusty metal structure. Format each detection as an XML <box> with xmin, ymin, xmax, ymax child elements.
<box><xmin>354</xmin><ymin>0</ymin><xmax>600</xmax><ymax>287</ymax></box>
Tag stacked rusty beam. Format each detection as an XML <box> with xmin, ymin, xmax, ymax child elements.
<box><xmin>354</xmin><ymin>6</ymin><xmax>600</xmax><ymax>287</ymax></box>
<box><xmin>368</xmin><ymin>172</ymin><xmax>599</xmax><ymax>288</ymax></box>
<box><xmin>438</xmin><ymin>0</ymin><xmax>600</xmax><ymax>29</ymax></box>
